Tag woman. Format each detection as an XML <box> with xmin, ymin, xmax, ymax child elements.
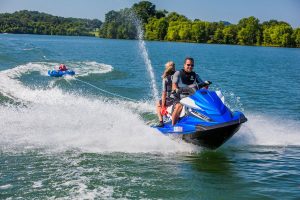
<box><xmin>156</xmin><ymin>61</ymin><xmax>176</xmax><ymax>127</ymax></box>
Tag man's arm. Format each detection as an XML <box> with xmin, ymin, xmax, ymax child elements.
<box><xmin>195</xmin><ymin>73</ymin><xmax>204</xmax><ymax>84</ymax></box>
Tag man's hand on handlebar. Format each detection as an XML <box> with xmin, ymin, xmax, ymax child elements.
<box><xmin>204</xmin><ymin>80</ymin><xmax>212</xmax><ymax>85</ymax></box>
<box><xmin>171</xmin><ymin>81</ymin><xmax>212</xmax><ymax>97</ymax></box>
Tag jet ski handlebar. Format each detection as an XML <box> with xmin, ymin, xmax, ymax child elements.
<box><xmin>194</xmin><ymin>80</ymin><xmax>212</xmax><ymax>89</ymax></box>
<box><xmin>172</xmin><ymin>81</ymin><xmax>212</xmax><ymax>96</ymax></box>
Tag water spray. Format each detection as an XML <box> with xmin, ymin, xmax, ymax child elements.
<box><xmin>132</xmin><ymin>13</ymin><xmax>159</xmax><ymax>102</ymax></box>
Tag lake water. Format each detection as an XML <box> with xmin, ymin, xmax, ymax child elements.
<box><xmin>0</xmin><ymin>34</ymin><xmax>300</xmax><ymax>199</ymax></box>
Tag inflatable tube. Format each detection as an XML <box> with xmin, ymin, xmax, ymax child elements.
<box><xmin>48</xmin><ymin>70</ymin><xmax>75</xmax><ymax>77</ymax></box>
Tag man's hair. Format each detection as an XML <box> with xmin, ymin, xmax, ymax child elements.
<box><xmin>184</xmin><ymin>57</ymin><xmax>194</xmax><ymax>64</ymax></box>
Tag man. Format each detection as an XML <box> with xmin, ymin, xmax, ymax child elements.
<box><xmin>171</xmin><ymin>57</ymin><xmax>204</xmax><ymax>125</ymax></box>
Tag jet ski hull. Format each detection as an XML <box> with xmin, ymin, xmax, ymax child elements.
<box><xmin>155</xmin><ymin>111</ymin><xmax>247</xmax><ymax>149</ymax></box>
<box><xmin>153</xmin><ymin>89</ymin><xmax>247</xmax><ymax>149</ymax></box>
<box><xmin>182</xmin><ymin>117</ymin><xmax>247</xmax><ymax>149</ymax></box>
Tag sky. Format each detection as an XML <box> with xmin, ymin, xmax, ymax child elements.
<box><xmin>0</xmin><ymin>0</ymin><xmax>299</xmax><ymax>28</ymax></box>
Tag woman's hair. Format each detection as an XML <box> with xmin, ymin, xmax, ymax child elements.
<box><xmin>162</xmin><ymin>61</ymin><xmax>175</xmax><ymax>78</ymax></box>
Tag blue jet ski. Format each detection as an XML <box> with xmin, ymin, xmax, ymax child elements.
<box><xmin>154</xmin><ymin>82</ymin><xmax>247</xmax><ymax>149</ymax></box>
<box><xmin>48</xmin><ymin>70</ymin><xmax>75</xmax><ymax>77</ymax></box>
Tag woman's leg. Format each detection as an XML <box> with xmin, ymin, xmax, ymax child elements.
<box><xmin>156</xmin><ymin>101</ymin><xmax>163</xmax><ymax>122</ymax></box>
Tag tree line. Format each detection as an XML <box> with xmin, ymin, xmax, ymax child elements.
<box><xmin>99</xmin><ymin>1</ymin><xmax>300</xmax><ymax>48</ymax></box>
<box><xmin>0</xmin><ymin>10</ymin><xmax>102</xmax><ymax>36</ymax></box>
<box><xmin>1</xmin><ymin>2</ymin><xmax>299</xmax><ymax>48</ymax></box>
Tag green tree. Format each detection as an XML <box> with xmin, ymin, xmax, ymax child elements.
<box><xmin>99</xmin><ymin>8</ymin><xmax>137</xmax><ymax>39</ymax></box>
<box><xmin>237</xmin><ymin>16</ymin><xmax>261</xmax><ymax>45</ymax></box>
<box><xmin>2</xmin><ymin>4</ymin><xmax>299</xmax><ymax>48</ymax></box>
<box><xmin>165</xmin><ymin>21</ymin><xmax>180</xmax><ymax>41</ymax></box>
<box><xmin>213</xmin><ymin>28</ymin><xmax>224</xmax><ymax>44</ymax></box>
<box><xmin>222</xmin><ymin>25</ymin><xmax>238</xmax><ymax>44</ymax></box>
<box><xmin>0</xmin><ymin>10</ymin><xmax>102</xmax><ymax>36</ymax></box>
<box><xmin>165</xmin><ymin>12</ymin><xmax>189</xmax><ymax>41</ymax></box>
<box><xmin>165</xmin><ymin>12</ymin><xmax>188</xmax><ymax>22</ymax></box>
<box><xmin>106</xmin><ymin>22</ymin><xmax>118</xmax><ymax>38</ymax></box>
<box><xmin>205</xmin><ymin>22</ymin><xmax>219</xmax><ymax>43</ymax></box>
<box><xmin>145</xmin><ymin>17</ymin><xmax>159</xmax><ymax>40</ymax></box>
<box><xmin>178</xmin><ymin>21</ymin><xmax>192</xmax><ymax>41</ymax></box>
<box><xmin>155</xmin><ymin>10</ymin><xmax>168</xmax><ymax>19</ymax></box>
<box><xmin>211</xmin><ymin>22</ymin><xmax>229</xmax><ymax>44</ymax></box>
<box><xmin>145</xmin><ymin>17</ymin><xmax>168</xmax><ymax>40</ymax></box>
<box><xmin>191</xmin><ymin>20</ymin><xmax>207</xmax><ymax>43</ymax></box>
<box><xmin>292</xmin><ymin>28</ymin><xmax>300</xmax><ymax>47</ymax></box>
<box><xmin>263</xmin><ymin>23</ymin><xmax>293</xmax><ymax>47</ymax></box>
<box><xmin>132</xmin><ymin>1</ymin><xmax>157</xmax><ymax>23</ymax></box>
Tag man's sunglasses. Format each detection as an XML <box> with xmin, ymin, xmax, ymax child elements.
<box><xmin>186</xmin><ymin>64</ymin><xmax>194</xmax><ymax>67</ymax></box>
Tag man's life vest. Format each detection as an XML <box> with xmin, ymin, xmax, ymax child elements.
<box><xmin>179</xmin><ymin>69</ymin><xmax>199</xmax><ymax>85</ymax></box>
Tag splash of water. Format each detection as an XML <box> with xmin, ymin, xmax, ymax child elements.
<box><xmin>132</xmin><ymin>15</ymin><xmax>159</xmax><ymax>102</ymax></box>
<box><xmin>2</xmin><ymin>63</ymin><xmax>300</xmax><ymax>153</ymax></box>
<box><xmin>0</xmin><ymin>63</ymin><xmax>197</xmax><ymax>154</ymax></box>
<box><xmin>226</xmin><ymin>113</ymin><xmax>300</xmax><ymax>147</ymax></box>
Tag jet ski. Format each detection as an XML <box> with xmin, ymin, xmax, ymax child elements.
<box><xmin>154</xmin><ymin>82</ymin><xmax>247</xmax><ymax>149</ymax></box>
<box><xmin>48</xmin><ymin>69</ymin><xmax>75</xmax><ymax>77</ymax></box>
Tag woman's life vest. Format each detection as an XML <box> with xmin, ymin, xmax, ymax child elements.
<box><xmin>162</xmin><ymin>72</ymin><xmax>175</xmax><ymax>98</ymax></box>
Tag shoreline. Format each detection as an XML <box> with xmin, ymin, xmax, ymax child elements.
<box><xmin>2</xmin><ymin>32</ymin><xmax>299</xmax><ymax>49</ymax></box>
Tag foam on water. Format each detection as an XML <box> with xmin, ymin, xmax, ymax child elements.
<box><xmin>0</xmin><ymin>61</ymin><xmax>112</xmax><ymax>78</ymax></box>
<box><xmin>229</xmin><ymin>113</ymin><xmax>300</xmax><ymax>146</ymax></box>
<box><xmin>0</xmin><ymin>98</ymin><xmax>197</xmax><ymax>154</ymax></box>
<box><xmin>0</xmin><ymin>63</ymin><xmax>197</xmax><ymax>154</ymax></box>
<box><xmin>1</xmin><ymin>63</ymin><xmax>300</xmax><ymax>154</ymax></box>
<box><xmin>65</xmin><ymin>61</ymin><xmax>113</xmax><ymax>76</ymax></box>
<box><xmin>0</xmin><ymin>184</ymin><xmax>12</xmax><ymax>190</ymax></box>
<box><xmin>32</xmin><ymin>181</ymin><xmax>43</xmax><ymax>188</ymax></box>
<box><xmin>38</xmin><ymin>61</ymin><xmax>113</xmax><ymax>77</ymax></box>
